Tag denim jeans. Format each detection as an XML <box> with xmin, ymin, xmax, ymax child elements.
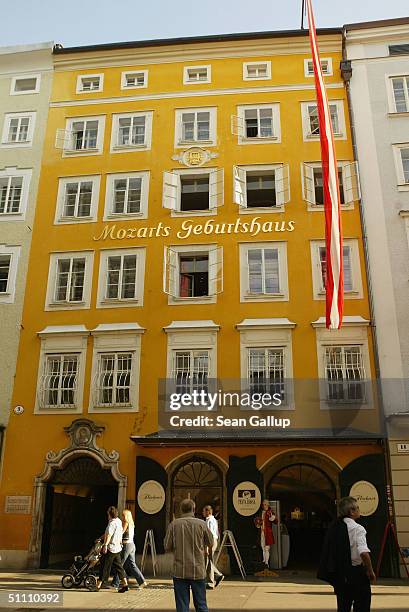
<box><xmin>112</xmin><ymin>542</ymin><xmax>145</xmax><ymax>587</ymax></box>
<box><xmin>173</xmin><ymin>577</ymin><xmax>208</xmax><ymax>612</ymax></box>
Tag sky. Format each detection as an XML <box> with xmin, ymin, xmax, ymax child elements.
<box><xmin>2</xmin><ymin>0</ymin><xmax>409</xmax><ymax>49</ymax></box>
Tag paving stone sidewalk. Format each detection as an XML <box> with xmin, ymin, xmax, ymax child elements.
<box><xmin>0</xmin><ymin>571</ymin><xmax>408</xmax><ymax>611</ymax></box>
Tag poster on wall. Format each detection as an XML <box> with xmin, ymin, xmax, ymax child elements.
<box><xmin>350</xmin><ymin>480</ymin><xmax>379</xmax><ymax>516</ymax></box>
<box><xmin>232</xmin><ymin>481</ymin><xmax>261</xmax><ymax>516</ymax></box>
<box><xmin>137</xmin><ymin>480</ymin><xmax>166</xmax><ymax>514</ymax></box>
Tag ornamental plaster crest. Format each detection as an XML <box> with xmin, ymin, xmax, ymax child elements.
<box><xmin>38</xmin><ymin>418</ymin><xmax>125</xmax><ymax>484</ymax></box>
<box><xmin>172</xmin><ymin>146</ymin><xmax>218</xmax><ymax>167</ymax></box>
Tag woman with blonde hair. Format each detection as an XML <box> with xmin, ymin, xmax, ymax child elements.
<box><xmin>112</xmin><ymin>509</ymin><xmax>148</xmax><ymax>589</ymax></box>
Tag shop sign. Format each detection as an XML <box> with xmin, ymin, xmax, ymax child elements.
<box><xmin>233</xmin><ymin>481</ymin><xmax>261</xmax><ymax>516</ymax></box>
<box><xmin>5</xmin><ymin>495</ymin><xmax>31</xmax><ymax>514</ymax></box>
<box><xmin>350</xmin><ymin>480</ymin><xmax>379</xmax><ymax>516</ymax></box>
<box><xmin>137</xmin><ymin>480</ymin><xmax>165</xmax><ymax>514</ymax></box>
<box><xmin>397</xmin><ymin>443</ymin><xmax>409</xmax><ymax>453</ymax></box>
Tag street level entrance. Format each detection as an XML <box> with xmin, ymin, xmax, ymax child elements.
<box><xmin>267</xmin><ymin>462</ymin><xmax>337</xmax><ymax>569</ymax></box>
<box><xmin>40</xmin><ymin>456</ymin><xmax>118</xmax><ymax>568</ymax></box>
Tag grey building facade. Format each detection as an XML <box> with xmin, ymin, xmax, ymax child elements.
<box><xmin>345</xmin><ymin>17</ymin><xmax>409</xmax><ymax>576</ymax></box>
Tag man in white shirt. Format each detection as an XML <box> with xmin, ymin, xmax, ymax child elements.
<box><xmin>319</xmin><ymin>496</ymin><xmax>375</xmax><ymax>612</ymax></box>
<box><xmin>203</xmin><ymin>505</ymin><xmax>224</xmax><ymax>589</ymax></box>
<box><xmin>96</xmin><ymin>506</ymin><xmax>128</xmax><ymax>592</ymax></box>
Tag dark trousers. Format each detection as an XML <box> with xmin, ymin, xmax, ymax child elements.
<box><xmin>336</xmin><ymin>565</ymin><xmax>371</xmax><ymax>612</ymax></box>
<box><xmin>173</xmin><ymin>577</ymin><xmax>208</xmax><ymax>612</ymax></box>
<box><xmin>99</xmin><ymin>550</ymin><xmax>126</xmax><ymax>584</ymax></box>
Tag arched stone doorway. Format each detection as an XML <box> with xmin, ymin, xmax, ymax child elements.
<box><xmin>263</xmin><ymin>450</ymin><xmax>340</xmax><ymax>569</ymax></box>
<box><xmin>28</xmin><ymin>419</ymin><xmax>127</xmax><ymax>569</ymax></box>
<box><xmin>169</xmin><ymin>454</ymin><xmax>224</xmax><ymax>529</ymax></box>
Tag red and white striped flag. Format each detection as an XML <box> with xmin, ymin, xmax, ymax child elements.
<box><xmin>306</xmin><ymin>0</ymin><xmax>343</xmax><ymax>329</ymax></box>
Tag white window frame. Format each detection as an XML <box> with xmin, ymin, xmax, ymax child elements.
<box><xmin>310</xmin><ymin>239</ymin><xmax>363</xmax><ymax>300</ymax></box>
<box><xmin>45</xmin><ymin>251</ymin><xmax>94</xmax><ymax>311</ymax></box>
<box><xmin>104</xmin><ymin>171</ymin><xmax>149</xmax><ymax>220</ymax></box>
<box><xmin>76</xmin><ymin>73</ymin><xmax>104</xmax><ymax>94</ymax></box>
<box><xmin>243</xmin><ymin>61</ymin><xmax>271</xmax><ymax>81</ymax></box>
<box><xmin>59</xmin><ymin>115</ymin><xmax>105</xmax><ymax>157</ymax></box>
<box><xmin>89</xmin><ymin>324</ymin><xmax>144</xmax><ymax>413</ymax></box>
<box><xmin>387</xmin><ymin>73</ymin><xmax>409</xmax><ymax>114</ymax></box>
<box><xmin>165</xmin><ymin>322</ymin><xmax>218</xmax><ymax>398</ymax></box>
<box><xmin>239</xmin><ymin>241</ymin><xmax>288</xmax><ymax>302</ymax></box>
<box><xmin>162</xmin><ymin>167</ymin><xmax>223</xmax><ymax>216</ymax></box>
<box><xmin>163</xmin><ymin>243</ymin><xmax>223</xmax><ymax>305</ymax></box>
<box><xmin>392</xmin><ymin>143</ymin><xmax>409</xmax><ymax>191</ymax></box>
<box><xmin>234</xmin><ymin>104</ymin><xmax>281</xmax><ymax>144</ymax></box>
<box><xmin>233</xmin><ymin>164</ymin><xmax>290</xmax><ymax>212</ymax></box>
<box><xmin>301</xmin><ymin>100</ymin><xmax>346</xmax><ymax>141</ymax></box>
<box><xmin>97</xmin><ymin>247</ymin><xmax>146</xmax><ymax>308</ymax></box>
<box><xmin>120</xmin><ymin>70</ymin><xmax>148</xmax><ymax>90</ymax></box>
<box><xmin>301</xmin><ymin>160</ymin><xmax>359</xmax><ymax>209</ymax></box>
<box><xmin>1</xmin><ymin>112</ymin><xmax>36</xmax><ymax>148</ymax></box>
<box><xmin>183</xmin><ymin>65</ymin><xmax>211</xmax><ymax>84</ymax></box>
<box><xmin>174</xmin><ymin>107</ymin><xmax>217</xmax><ymax>148</ymax></box>
<box><xmin>0</xmin><ymin>167</ymin><xmax>32</xmax><ymax>221</ymax></box>
<box><xmin>110</xmin><ymin>111</ymin><xmax>152</xmax><ymax>152</ymax></box>
<box><xmin>10</xmin><ymin>73</ymin><xmax>41</xmax><ymax>95</ymax></box>
<box><xmin>314</xmin><ymin>321</ymin><xmax>371</xmax><ymax>410</ymax></box>
<box><xmin>0</xmin><ymin>244</ymin><xmax>20</xmax><ymax>303</ymax></box>
<box><xmin>35</xmin><ymin>326</ymin><xmax>88</xmax><ymax>415</ymax></box>
<box><xmin>304</xmin><ymin>58</ymin><xmax>333</xmax><ymax>77</ymax></box>
<box><xmin>55</xmin><ymin>175</ymin><xmax>100</xmax><ymax>224</ymax></box>
<box><xmin>238</xmin><ymin>320</ymin><xmax>295</xmax><ymax>410</ymax></box>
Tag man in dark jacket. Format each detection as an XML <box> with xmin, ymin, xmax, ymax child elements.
<box><xmin>318</xmin><ymin>496</ymin><xmax>375</xmax><ymax>612</ymax></box>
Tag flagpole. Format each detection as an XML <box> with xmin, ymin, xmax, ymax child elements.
<box><xmin>301</xmin><ymin>0</ymin><xmax>306</xmax><ymax>30</ymax></box>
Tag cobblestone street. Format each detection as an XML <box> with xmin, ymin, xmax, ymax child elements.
<box><xmin>0</xmin><ymin>572</ymin><xmax>409</xmax><ymax>611</ymax></box>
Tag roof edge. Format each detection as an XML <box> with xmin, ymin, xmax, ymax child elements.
<box><xmin>344</xmin><ymin>16</ymin><xmax>409</xmax><ymax>31</ymax></box>
<box><xmin>53</xmin><ymin>28</ymin><xmax>341</xmax><ymax>55</ymax></box>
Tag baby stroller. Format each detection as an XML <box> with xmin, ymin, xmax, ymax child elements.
<box><xmin>61</xmin><ymin>539</ymin><xmax>103</xmax><ymax>590</ymax></box>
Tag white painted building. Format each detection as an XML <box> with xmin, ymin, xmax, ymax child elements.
<box><xmin>345</xmin><ymin>17</ymin><xmax>409</xmax><ymax>575</ymax></box>
<box><xmin>0</xmin><ymin>43</ymin><xmax>53</xmax><ymax>462</ymax></box>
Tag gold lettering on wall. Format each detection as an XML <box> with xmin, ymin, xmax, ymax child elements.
<box><xmin>93</xmin><ymin>218</ymin><xmax>296</xmax><ymax>242</ymax></box>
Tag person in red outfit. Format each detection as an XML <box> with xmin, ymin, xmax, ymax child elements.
<box><xmin>255</xmin><ymin>499</ymin><xmax>276</xmax><ymax>567</ymax></box>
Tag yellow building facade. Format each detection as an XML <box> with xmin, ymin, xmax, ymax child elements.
<box><xmin>0</xmin><ymin>30</ymin><xmax>392</xmax><ymax>573</ymax></box>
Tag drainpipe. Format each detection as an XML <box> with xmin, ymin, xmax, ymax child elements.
<box><xmin>341</xmin><ymin>28</ymin><xmax>398</xmax><ymax>577</ymax></box>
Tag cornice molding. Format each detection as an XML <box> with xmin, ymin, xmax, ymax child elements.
<box><xmin>50</xmin><ymin>81</ymin><xmax>344</xmax><ymax>108</ymax></box>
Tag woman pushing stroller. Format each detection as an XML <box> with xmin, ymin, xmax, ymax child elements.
<box><xmin>96</xmin><ymin>506</ymin><xmax>129</xmax><ymax>592</ymax></box>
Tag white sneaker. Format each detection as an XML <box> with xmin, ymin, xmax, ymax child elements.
<box><xmin>138</xmin><ymin>581</ymin><xmax>148</xmax><ymax>589</ymax></box>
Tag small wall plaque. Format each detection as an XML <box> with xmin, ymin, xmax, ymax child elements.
<box><xmin>5</xmin><ymin>495</ymin><xmax>31</xmax><ymax>514</ymax></box>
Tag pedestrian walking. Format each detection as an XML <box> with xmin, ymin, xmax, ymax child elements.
<box><xmin>318</xmin><ymin>496</ymin><xmax>376</xmax><ymax>612</ymax></box>
<box><xmin>165</xmin><ymin>498</ymin><xmax>213</xmax><ymax>612</ymax></box>
<box><xmin>112</xmin><ymin>509</ymin><xmax>148</xmax><ymax>590</ymax></box>
<box><xmin>202</xmin><ymin>505</ymin><xmax>224</xmax><ymax>589</ymax></box>
<box><xmin>96</xmin><ymin>506</ymin><xmax>128</xmax><ymax>593</ymax></box>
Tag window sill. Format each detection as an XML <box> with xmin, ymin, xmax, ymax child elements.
<box><xmin>77</xmin><ymin>89</ymin><xmax>103</xmax><ymax>94</ymax></box>
<box><xmin>177</xmin><ymin>140</ymin><xmax>214</xmax><ymax>147</ymax></box>
<box><xmin>1</xmin><ymin>140</ymin><xmax>31</xmax><ymax>147</ymax></box>
<box><xmin>388</xmin><ymin>111</ymin><xmax>409</xmax><ymax>118</ymax></box>
<box><xmin>244</xmin><ymin>292</ymin><xmax>285</xmax><ymax>299</ymax></box>
<box><xmin>239</xmin><ymin>205</ymin><xmax>284</xmax><ymax>214</ymax></box>
<box><xmin>48</xmin><ymin>301</ymin><xmax>87</xmax><ymax>309</ymax></box>
<box><xmin>243</xmin><ymin>76</ymin><xmax>271</xmax><ymax>81</ymax></box>
<box><xmin>105</xmin><ymin>212</ymin><xmax>143</xmax><ymax>220</ymax></box>
<box><xmin>90</xmin><ymin>405</ymin><xmax>137</xmax><ymax>413</ymax></box>
<box><xmin>63</xmin><ymin>148</ymin><xmax>100</xmax><ymax>155</ymax></box>
<box><xmin>57</xmin><ymin>216</ymin><xmax>95</xmax><ymax>224</ymax></box>
<box><xmin>397</xmin><ymin>183</ymin><xmax>409</xmax><ymax>192</ymax></box>
<box><xmin>112</xmin><ymin>144</ymin><xmax>147</xmax><ymax>151</ymax></box>
<box><xmin>184</xmin><ymin>80</ymin><xmax>211</xmax><ymax>85</ymax></box>
<box><xmin>171</xmin><ymin>209</ymin><xmax>216</xmax><ymax>217</ymax></box>
<box><xmin>240</xmin><ymin>136</ymin><xmax>278</xmax><ymax>142</ymax></box>
<box><xmin>307</xmin><ymin>203</ymin><xmax>354</xmax><ymax>211</ymax></box>
<box><xmin>100</xmin><ymin>298</ymin><xmax>139</xmax><ymax>305</ymax></box>
<box><xmin>34</xmin><ymin>407</ymin><xmax>82</xmax><ymax>415</ymax></box>
<box><xmin>305</xmin><ymin>133</ymin><xmax>343</xmax><ymax>140</ymax></box>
